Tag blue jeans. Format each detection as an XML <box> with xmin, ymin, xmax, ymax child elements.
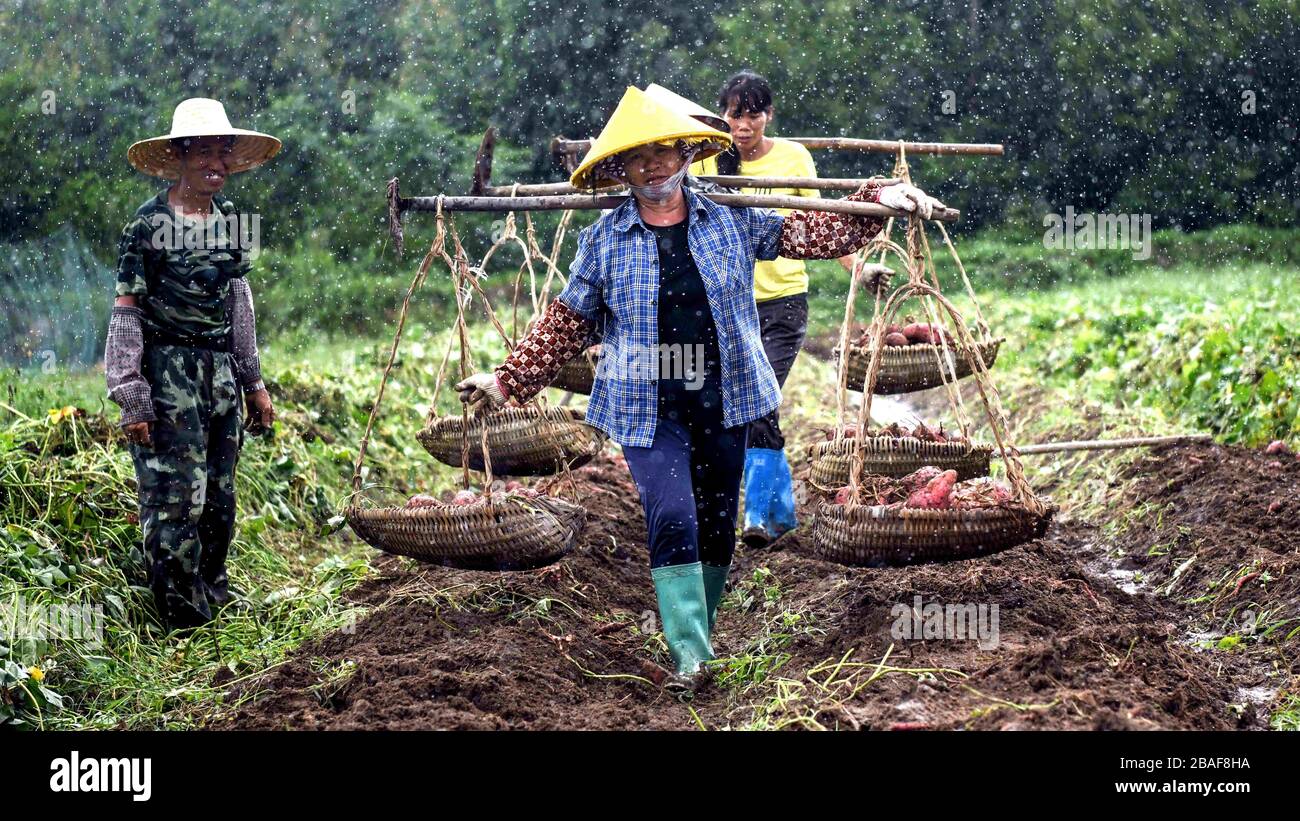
<box><xmin>623</xmin><ymin>415</ymin><xmax>748</xmax><ymax>569</ymax></box>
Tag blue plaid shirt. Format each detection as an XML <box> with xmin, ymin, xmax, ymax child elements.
<box><xmin>555</xmin><ymin>189</ymin><xmax>784</xmax><ymax>448</ymax></box>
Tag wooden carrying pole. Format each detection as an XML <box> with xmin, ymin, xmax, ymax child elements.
<box><xmin>552</xmin><ymin>135</ymin><xmax>1005</xmax><ymax>165</ymax></box>
<box><xmin>478</xmin><ymin>175</ymin><xmax>906</xmax><ymax>197</ymax></box>
<box><xmin>397</xmin><ymin>191</ymin><xmax>960</xmax><ymax>222</ymax></box>
<box><xmin>1003</xmin><ymin>433</ymin><xmax>1214</xmax><ymax>456</ymax></box>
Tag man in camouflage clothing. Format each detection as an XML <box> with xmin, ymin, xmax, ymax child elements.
<box><xmin>107</xmin><ymin>99</ymin><xmax>280</xmax><ymax>629</ymax></box>
<box><xmin>126</xmin><ymin>343</ymin><xmax>246</xmax><ymax>625</ymax></box>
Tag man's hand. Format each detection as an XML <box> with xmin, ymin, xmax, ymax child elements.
<box><xmin>123</xmin><ymin>421</ymin><xmax>152</xmax><ymax>447</ymax></box>
<box><xmin>245</xmin><ymin>389</ymin><xmax>275</xmax><ymax>434</ymax></box>
<box><xmin>877</xmin><ymin>183</ymin><xmax>947</xmax><ymax>220</ymax></box>
<box><xmin>455</xmin><ymin>373</ymin><xmax>508</xmax><ymax>414</ymax></box>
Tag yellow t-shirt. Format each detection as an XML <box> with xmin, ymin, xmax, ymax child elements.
<box><xmin>691</xmin><ymin>138</ymin><xmax>819</xmax><ymax>301</ymax></box>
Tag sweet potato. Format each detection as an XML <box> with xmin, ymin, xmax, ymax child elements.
<box><xmin>899</xmin><ymin>466</ymin><xmax>943</xmax><ymax>492</ymax></box>
<box><xmin>1265</xmin><ymin>440</ymin><xmax>1290</xmax><ymax>455</ymax></box>
<box><xmin>406</xmin><ymin>494</ymin><xmax>438</xmax><ymax>508</ymax></box>
<box><xmin>905</xmin><ymin>469</ymin><xmax>957</xmax><ymax>509</ymax></box>
<box><xmin>451</xmin><ymin>489</ymin><xmax>479</xmax><ymax>506</ymax></box>
<box><xmin>833</xmin><ymin>485</ymin><xmax>855</xmax><ymax>505</ymax></box>
<box><xmin>884</xmin><ymin>332</ymin><xmax>909</xmax><ymax>347</ymax></box>
<box><xmin>902</xmin><ymin>322</ymin><xmax>932</xmax><ymax>344</ymax></box>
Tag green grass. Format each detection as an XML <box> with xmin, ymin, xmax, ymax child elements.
<box><xmin>3</xmin><ymin>223</ymin><xmax>1298</xmax><ymax>729</ymax></box>
<box><xmin>0</xmin><ymin>321</ymin><xmax>523</xmax><ymax>728</ymax></box>
<box><xmin>805</xmin><ymin>228</ymin><xmax>1300</xmax><ymax>447</ymax></box>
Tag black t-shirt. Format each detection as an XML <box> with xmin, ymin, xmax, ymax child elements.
<box><xmin>650</xmin><ymin>219</ymin><xmax>723</xmax><ymax>424</ymax></box>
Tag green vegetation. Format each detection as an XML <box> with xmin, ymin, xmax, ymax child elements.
<box><xmin>805</xmin><ymin>225</ymin><xmax>1300</xmax><ymax>446</ymax></box>
<box><xmin>0</xmin><ymin>323</ymin><xmax>511</xmax><ymax>728</ymax></box>
<box><xmin>2</xmin><ymin>223</ymin><xmax>1297</xmax><ymax>728</ymax></box>
<box><xmin>2</xmin><ymin>0</ymin><xmax>1297</xmax><ymax>257</ymax></box>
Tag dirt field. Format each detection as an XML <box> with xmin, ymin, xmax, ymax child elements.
<box><xmin>221</xmin><ymin>430</ymin><xmax>1299</xmax><ymax>730</ymax></box>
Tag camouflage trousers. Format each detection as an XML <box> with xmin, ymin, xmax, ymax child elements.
<box><xmin>128</xmin><ymin>345</ymin><xmax>243</xmax><ymax>629</ymax></box>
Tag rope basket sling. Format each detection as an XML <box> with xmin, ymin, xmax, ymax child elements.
<box><xmin>808</xmin><ymin>151</ymin><xmax>1053</xmax><ymax>566</ymax></box>
<box><xmin>809</xmin><ymin>148</ymin><xmax>996</xmax><ymax>489</ymax></box>
<box><xmin>833</xmin><ymin>153</ymin><xmax>1002</xmax><ymax>396</ymax></box>
<box><xmin>416</xmin><ymin>205</ymin><xmax>606</xmax><ymax>476</ymax></box>
<box><xmin>809</xmin><ymin>281</ymin><xmax>1056</xmax><ymax>567</ymax></box>
<box><xmin>496</xmin><ymin>203</ymin><xmax>600</xmax><ymax>398</ymax></box>
<box><xmin>343</xmin><ymin>202</ymin><xmax>587</xmax><ymax>569</ymax></box>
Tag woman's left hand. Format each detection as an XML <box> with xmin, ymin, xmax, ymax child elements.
<box><xmin>877</xmin><ymin>183</ymin><xmax>947</xmax><ymax>220</ymax></box>
<box><xmin>245</xmin><ymin>389</ymin><xmax>275</xmax><ymax>434</ymax></box>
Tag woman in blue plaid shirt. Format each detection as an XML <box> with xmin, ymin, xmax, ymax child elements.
<box><xmin>458</xmin><ymin>87</ymin><xmax>944</xmax><ymax>697</ymax></box>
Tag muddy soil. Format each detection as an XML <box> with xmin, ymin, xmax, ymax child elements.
<box><xmin>221</xmin><ymin>438</ymin><xmax>1295</xmax><ymax>730</ymax></box>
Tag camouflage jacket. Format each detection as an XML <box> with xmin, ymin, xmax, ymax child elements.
<box><xmin>115</xmin><ymin>191</ymin><xmax>253</xmax><ymax>344</ymax></box>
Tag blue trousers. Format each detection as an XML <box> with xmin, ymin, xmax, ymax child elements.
<box><xmin>623</xmin><ymin>415</ymin><xmax>749</xmax><ymax>569</ymax></box>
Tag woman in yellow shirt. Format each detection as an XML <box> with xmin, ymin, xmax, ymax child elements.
<box><xmin>695</xmin><ymin>71</ymin><xmax>872</xmax><ymax>549</ymax></box>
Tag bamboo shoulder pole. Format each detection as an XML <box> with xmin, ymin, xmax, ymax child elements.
<box><xmin>483</xmin><ymin>181</ymin><xmax>599</xmax><ymax>196</ymax></box>
<box><xmin>399</xmin><ymin>193</ymin><xmax>959</xmax><ymax>222</ymax></box>
<box><xmin>789</xmin><ymin>138</ymin><xmax>1004</xmax><ymax>155</ymax></box>
<box><xmin>707</xmin><ymin>175</ymin><xmax>905</xmax><ymax>190</ymax></box>
<box><xmin>1002</xmin><ymin>433</ymin><xmax>1214</xmax><ymax>456</ymax></box>
<box><xmin>552</xmin><ymin>136</ymin><xmax>1004</xmax><ymax>158</ymax></box>
<box><xmin>482</xmin><ymin>175</ymin><xmax>905</xmax><ymax>196</ymax></box>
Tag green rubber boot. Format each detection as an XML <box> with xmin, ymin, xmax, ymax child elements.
<box><xmin>651</xmin><ymin>562</ymin><xmax>714</xmax><ymax>698</ymax></box>
<box><xmin>702</xmin><ymin>562</ymin><xmax>731</xmax><ymax>635</ymax></box>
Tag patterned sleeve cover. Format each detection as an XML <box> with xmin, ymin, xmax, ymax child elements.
<box><xmin>494</xmin><ymin>300</ymin><xmax>594</xmax><ymax>403</ymax></box>
<box><xmin>778</xmin><ymin>183</ymin><xmax>887</xmax><ymax>259</ymax></box>
<box><xmin>494</xmin><ymin>183</ymin><xmax>890</xmax><ymax>401</ymax></box>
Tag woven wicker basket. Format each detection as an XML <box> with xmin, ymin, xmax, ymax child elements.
<box><xmin>548</xmin><ymin>345</ymin><xmax>600</xmax><ymax>395</ymax></box>
<box><xmin>417</xmin><ymin>405</ymin><xmax>604</xmax><ymax>476</ymax></box>
<box><xmin>839</xmin><ymin>338</ymin><xmax>1005</xmax><ymax>394</ymax></box>
<box><xmin>808</xmin><ymin>499</ymin><xmax>1055</xmax><ymax>567</ymax></box>
<box><xmin>807</xmin><ymin>436</ymin><xmax>992</xmax><ymax>489</ymax></box>
<box><xmin>345</xmin><ymin>494</ymin><xmax>586</xmax><ymax>569</ymax></box>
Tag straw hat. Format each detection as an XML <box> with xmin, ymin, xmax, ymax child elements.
<box><xmin>127</xmin><ymin>98</ymin><xmax>281</xmax><ymax>179</ymax></box>
<box><xmin>644</xmin><ymin>83</ymin><xmax>728</xmax><ymax>132</ymax></box>
<box><xmin>570</xmin><ymin>86</ymin><xmax>731</xmax><ymax>191</ymax></box>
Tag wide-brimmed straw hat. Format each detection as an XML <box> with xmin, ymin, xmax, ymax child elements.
<box><xmin>570</xmin><ymin>86</ymin><xmax>731</xmax><ymax>191</ymax></box>
<box><xmin>127</xmin><ymin>98</ymin><xmax>281</xmax><ymax>179</ymax></box>
<box><xmin>644</xmin><ymin>83</ymin><xmax>729</xmax><ymax>132</ymax></box>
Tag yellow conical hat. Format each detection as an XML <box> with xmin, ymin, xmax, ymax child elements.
<box><xmin>644</xmin><ymin>83</ymin><xmax>728</xmax><ymax>132</ymax></box>
<box><xmin>570</xmin><ymin>86</ymin><xmax>731</xmax><ymax>191</ymax></box>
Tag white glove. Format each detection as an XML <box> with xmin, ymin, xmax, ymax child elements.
<box><xmin>878</xmin><ymin>183</ymin><xmax>946</xmax><ymax>220</ymax></box>
<box><xmin>857</xmin><ymin>262</ymin><xmax>895</xmax><ymax>297</ymax></box>
<box><xmin>455</xmin><ymin>372</ymin><xmax>508</xmax><ymax>413</ymax></box>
